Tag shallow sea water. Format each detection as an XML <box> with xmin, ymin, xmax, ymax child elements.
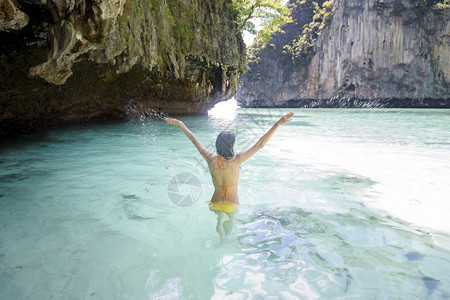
<box><xmin>1</xmin><ymin>103</ymin><xmax>450</xmax><ymax>299</ymax></box>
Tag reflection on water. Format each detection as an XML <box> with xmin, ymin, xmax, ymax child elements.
<box><xmin>1</xmin><ymin>108</ymin><xmax>450</xmax><ymax>299</ymax></box>
<box><xmin>213</xmin><ymin>204</ymin><xmax>449</xmax><ymax>298</ymax></box>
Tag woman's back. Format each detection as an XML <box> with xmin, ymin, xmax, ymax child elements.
<box><xmin>208</xmin><ymin>156</ymin><xmax>240</xmax><ymax>204</ymax></box>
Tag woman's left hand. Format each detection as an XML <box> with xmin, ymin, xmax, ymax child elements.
<box><xmin>166</xmin><ymin>117</ymin><xmax>183</xmax><ymax>126</ymax></box>
<box><xmin>277</xmin><ymin>112</ymin><xmax>294</xmax><ymax>126</ymax></box>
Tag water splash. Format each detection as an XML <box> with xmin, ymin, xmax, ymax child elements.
<box><xmin>125</xmin><ymin>100</ymin><xmax>169</xmax><ymax>144</ymax></box>
<box><xmin>125</xmin><ymin>99</ymin><xmax>168</xmax><ymax>124</ymax></box>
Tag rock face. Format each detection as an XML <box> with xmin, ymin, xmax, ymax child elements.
<box><xmin>0</xmin><ymin>0</ymin><xmax>246</xmax><ymax>134</ymax></box>
<box><xmin>0</xmin><ymin>0</ymin><xmax>29</xmax><ymax>32</ymax></box>
<box><xmin>237</xmin><ymin>0</ymin><xmax>450</xmax><ymax>107</ymax></box>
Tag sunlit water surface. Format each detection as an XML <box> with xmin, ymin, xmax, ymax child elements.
<box><xmin>1</xmin><ymin>104</ymin><xmax>450</xmax><ymax>299</ymax></box>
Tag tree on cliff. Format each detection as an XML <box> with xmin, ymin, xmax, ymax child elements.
<box><xmin>228</xmin><ymin>0</ymin><xmax>292</xmax><ymax>43</ymax></box>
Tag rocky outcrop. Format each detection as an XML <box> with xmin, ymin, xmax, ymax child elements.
<box><xmin>0</xmin><ymin>0</ymin><xmax>29</xmax><ymax>32</ymax></box>
<box><xmin>0</xmin><ymin>0</ymin><xmax>246</xmax><ymax>134</ymax></box>
<box><xmin>237</xmin><ymin>0</ymin><xmax>450</xmax><ymax>107</ymax></box>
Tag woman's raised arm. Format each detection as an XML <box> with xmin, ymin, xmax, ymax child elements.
<box><xmin>235</xmin><ymin>112</ymin><xmax>293</xmax><ymax>164</ymax></box>
<box><xmin>166</xmin><ymin>117</ymin><xmax>215</xmax><ymax>162</ymax></box>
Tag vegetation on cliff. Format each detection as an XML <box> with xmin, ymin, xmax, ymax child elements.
<box><xmin>282</xmin><ymin>0</ymin><xmax>333</xmax><ymax>66</ymax></box>
<box><xmin>246</xmin><ymin>0</ymin><xmax>449</xmax><ymax>71</ymax></box>
<box><xmin>389</xmin><ymin>0</ymin><xmax>450</xmax><ymax>21</ymax></box>
<box><xmin>238</xmin><ymin>0</ymin><xmax>449</xmax><ymax>106</ymax></box>
<box><xmin>244</xmin><ymin>0</ymin><xmax>333</xmax><ymax>85</ymax></box>
<box><xmin>226</xmin><ymin>0</ymin><xmax>292</xmax><ymax>43</ymax></box>
<box><xmin>415</xmin><ymin>0</ymin><xmax>450</xmax><ymax>13</ymax></box>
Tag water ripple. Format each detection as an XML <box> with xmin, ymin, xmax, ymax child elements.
<box><xmin>212</xmin><ymin>205</ymin><xmax>450</xmax><ymax>298</ymax></box>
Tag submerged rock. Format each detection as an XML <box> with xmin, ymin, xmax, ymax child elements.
<box><xmin>0</xmin><ymin>0</ymin><xmax>246</xmax><ymax>134</ymax></box>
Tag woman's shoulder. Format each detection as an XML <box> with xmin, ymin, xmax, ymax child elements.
<box><xmin>208</xmin><ymin>155</ymin><xmax>220</xmax><ymax>167</ymax></box>
<box><xmin>209</xmin><ymin>155</ymin><xmax>219</xmax><ymax>163</ymax></box>
<box><xmin>209</xmin><ymin>155</ymin><xmax>240</xmax><ymax>168</ymax></box>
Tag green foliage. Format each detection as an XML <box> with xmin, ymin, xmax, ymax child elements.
<box><xmin>397</xmin><ymin>0</ymin><xmax>449</xmax><ymax>25</ymax></box>
<box><xmin>283</xmin><ymin>0</ymin><xmax>334</xmax><ymax>65</ymax></box>
<box><xmin>413</xmin><ymin>0</ymin><xmax>450</xmax><ymax>17</ymax></box>
<box><xmin>117</xmin><ymin>2</ymin><xmax>133</xmax><ymax>46</ymax></box>
<box><xmin>166</xmin><ymin>5</ymin><xmax>176</xmax><ymax>28</ymax></box>
<box><xmin>116</xmin><ymin>0</ymin><xmax>192</xmax><ymax>54</ymax></box>
<box><xmin>433</xmin><ymin>0</ymin><xmax>450</xmax><ymax>10</ymax></box>
<box><xmin>228</xmin><ymin>0</ymin><xmax>293</xmax><ymax>44</ymax></box>
<box><xmin>167</xmin><ymin>3</ymin><xmax>194</xmax><ymax>53</ymax></box>
<box><xmin>246</xmin><ymin>38</ymin><xmax>265</xmax><ymax>64</ymax></box>
<box><xmin>245</xmin><ymin>0</ymin><xmax>335</xmax><ymax>77</ymax></box>
<box><xmin>135</xmin><ymin>0</ymin><xmax>144</xmax><ymax>22</ymax></box>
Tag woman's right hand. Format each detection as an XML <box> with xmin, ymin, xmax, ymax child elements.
<box><xmin>277</xmin><ymin>112</ymin><xmax>294</xmax><ymax>126</ymax></box>
<box><xmin>166</xmin><ymin>117</ymin><xmax>183</xmax><ymax>126</ymax></box>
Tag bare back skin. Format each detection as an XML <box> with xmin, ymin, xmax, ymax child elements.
<box><xmin>208</xmin><ymin>156</ymin><xmax>241</xmax><ymax>205</ymax></box>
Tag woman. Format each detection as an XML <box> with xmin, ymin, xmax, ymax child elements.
<box><xmin>166</xmin><ymin>112</ymin><xmax>293</xmax><ymax>242</ymax></box>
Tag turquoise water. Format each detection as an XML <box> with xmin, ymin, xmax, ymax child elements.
<box><xmin>1</xmin><ymin>105</ymin><xmax>450</xmax><ymax>299</ymax></box>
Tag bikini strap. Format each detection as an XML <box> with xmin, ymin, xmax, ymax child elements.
<box><xmin>217</xmin><ymin>155</ymin><xmax>225</xmax><ymax>169</ymax></box>
<box><xmin>215</xmin><ymin>182</ymin><xmax>237</xmax><ymax>202</ymax></box>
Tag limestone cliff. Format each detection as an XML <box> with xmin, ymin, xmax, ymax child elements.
<box><xmin>237</xmin><ymin>0</ymin><xmax>450</xmax><ymax>108</ymax></box>
<box><xmin>0</xmin><ymin>0</ymin><xmax>246</xmax><ymax>134</ymax></box>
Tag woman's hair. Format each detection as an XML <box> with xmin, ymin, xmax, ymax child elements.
<box><xmin>216</xmin><ymin>131</ymin><xmax>235</xmax><ymax>159</ymax></box>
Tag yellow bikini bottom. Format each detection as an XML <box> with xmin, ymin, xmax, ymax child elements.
<box><xmin>208</xmin><ymin>201</ymin><xmax>239</xmax><ymax>213</ymax></box>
